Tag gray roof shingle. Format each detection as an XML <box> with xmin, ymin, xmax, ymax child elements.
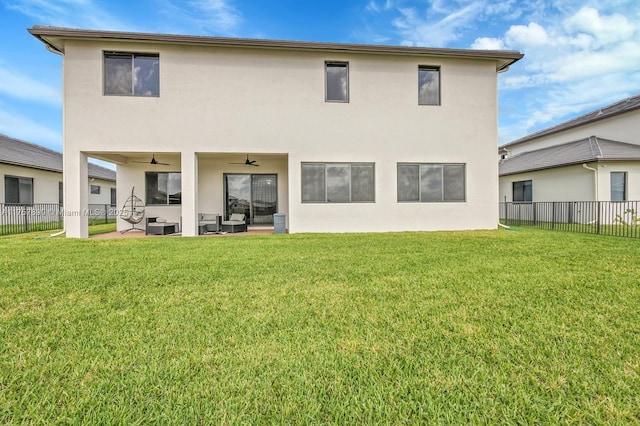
<box><xmin>499</xmin><ymin>136</ymin><xmax>640</xmax><ymax>176</ymax></box>
<box><xmin>0</xmin><ymin>133</ymin><xmax>116</xmax><ymax>181</ymax></box>
<box><xmin>502</xmin><ymin>93</ymin><xmax>640</xmax><ymax>148</ymax></box>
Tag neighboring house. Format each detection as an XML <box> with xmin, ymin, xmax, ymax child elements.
<box><xmin>29</xmin><ymin>26</ymin><xmax>522</xmax><ymax>238</ymax></box>
<box><xmin>499</xmin><ymin>94</ymin><xmax>640</xmax><ymax>203</ymax></box>
<box><xmin>0</xmin><ymin>133</ymin><xmax>116</xmax><ymax>206</ymax></box>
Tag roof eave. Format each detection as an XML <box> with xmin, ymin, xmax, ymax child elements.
<box><xmin>28</xmin><ymin>26</ymin><xmax>523</xmax><ymax>67</ymax></box>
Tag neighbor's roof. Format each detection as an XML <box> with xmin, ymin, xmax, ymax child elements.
<box><xmin>502</xmin><ymin>93</ymin><xmax>640</xmax><ymax>149</ymax></box>
<box><xmin>499</xmin><ymin>136</ymin><xmax>640</xmax><ymax>176</ymax></box>
<box><xmin>28</xmin><ymin>26</ymin><xmax>523</xmax><ymax>71</ymax></box>
<box><xmin>0</xmin><ymin>133</ymin><xmax>116</xmax><ymax>181</ymax></box>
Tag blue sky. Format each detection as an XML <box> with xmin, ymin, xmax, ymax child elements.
<box><xmin>1</xmin><ymin>0</ymin><xmax>639</xmax><ymax>157</ymax></box>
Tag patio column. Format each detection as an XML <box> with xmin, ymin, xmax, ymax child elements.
<box><xmin>181</xmin><ymin>151</ymin><xmax>198</xmax><ymax>236</ymax></box>
<box><xmin>64</xmin><ymin>150</ymin><xmax>89</xmax><ymax>238</ymax></box>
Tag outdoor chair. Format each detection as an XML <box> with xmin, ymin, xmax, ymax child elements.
<box><xmin>120</xmin><ymin>187</ymin><xmax>145</xmax><ymax>233</ymax></box>
<box><xmin>198</xmin><ymin>213</ymin><xmax>221</xmax><ymax>234</ymax></box>
<box><xmin>221</xmin><ymin>213</ymin><xmax>247</xmax><ymax>233</ymax></box>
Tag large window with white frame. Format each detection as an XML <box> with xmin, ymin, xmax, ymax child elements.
<box><xmin>145</xmin><ymin>172</ymin><xmax>181</xmax><ymax>205</ymax></box>
<box><xmin>418</xmin><ymin>66</ymin><xmax>440</xmax><ymax>106</ymax></box>
<box><xmin>4</xmin><ymin>175</ymin><xmax>33</xmax><ymax>204</ymax></box>
<box><xmin>512</xmin><ymin>180</ymin><xmax>532</xmax><ymax>203</ymax></box>
<box><xmin>611</xmin><ymin>172</ymin><xmax>627</xmax><ymax>201</ymax></box>
<box><xmin>104</xmin><ymin>52</ymin><xmax>159</xmax><ymax>96</ymax></box>
<box><xmin>302</xmin><ymin>163</ymin><xmax>374</xmax><ymax>203</ymax></box>
<box><xmin>325</xmin><ymin>61</ymin><xmax>349</xmax><ymax>102</ymax></box>
<box><xmin>397</xmin><ymin>163</ymin><xmax>465</xmax><ymax>202</ymax></box>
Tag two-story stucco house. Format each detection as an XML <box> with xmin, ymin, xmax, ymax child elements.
<box><xmin>499</xmin><ymin>94</ymin><xmax>640</xmax><ymax>203</ymax></box>
<box><xmin>29</xmin><ymin>26</ymin><xmax>522</xmax><ymax>238</ymax></box>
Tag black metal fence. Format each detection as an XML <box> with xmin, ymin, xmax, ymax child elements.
<box><xmin>1</xmin><ymin>203</ymin><xmax>117</xmax><ymax>236</ymax></box>
<box><xmin>500</xmin><ymin>201</ymin><xmax>640</xmax><ymax>238</ymax></box>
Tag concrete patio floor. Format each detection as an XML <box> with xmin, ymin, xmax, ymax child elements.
<box><xmin>90</xmin><ymin>227</ymin><xmax>278</xmax><ymax>239</ymax></box>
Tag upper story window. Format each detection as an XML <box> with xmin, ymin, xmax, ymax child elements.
<box><xmin>104</xmin><ymin>52</ymin><xmax>159</xmax><ymax>96</ymax></box>
<box><xmin>302</xmin><ymin>163</ymin><xmax>374</xmax><ymax>203</ymax></box>
<box><xmin>418</xmin><ymin>66</ymin><xmax>440</xmax><ymax>105</ymax></box>
<box><xmin>90</xmin><ymin>185</ymin><xmax>100</xmax><ymax>194</ymax></box>
<box><xmin>397</xmin><ymin>163</ymin><xmax>465</xmax><ymax>202</ymax></box>
<box><xmin>611</xmin><ymin>172</ymin><xmax>627</xmax><ymax>201</ymax></box>
<box><xmin>5</xmin><ymin>175</ymin><xmax>33</xmax><ymax>204</ymax></box>
<box><xmin>513</xmin><ymin>180</ymin><xmax>532</xmax><ymax>203</ymax></box>
<box><xmin>325</xmin><ymin>62</ymin><xmax>349</xmax><ymax>102</ymax></box>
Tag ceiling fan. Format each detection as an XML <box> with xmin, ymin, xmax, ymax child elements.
<box><xmin>132</xmin><ymin>154</ymin><xmax>170</xmax><ymax>165</ymax></box>
<box><xmin>229</xmin><ymin>154</ymin><xmax>259</xmax><ymax>167</ymax></box>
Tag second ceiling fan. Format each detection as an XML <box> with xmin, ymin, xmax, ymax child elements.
<box><xmin>229</xmin><ymin>154</ymin><xmax>259</xmax><ymax>167</ymax></box>
<box><xmin>132</xmin><ymin>154</ymin><xmax>170</xmax><ymax>165</ymax></box>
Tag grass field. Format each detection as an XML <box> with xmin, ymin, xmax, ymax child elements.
<box><xmin>1</xmin><ymin>228</ymin><xmax>639</xmax><ymax>424</ymax></box>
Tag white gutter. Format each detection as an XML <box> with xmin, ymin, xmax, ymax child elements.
<box><xmin>582</xmin><ymin>163</ymin><xmax>598</xmax><ymax>201</ymax></box>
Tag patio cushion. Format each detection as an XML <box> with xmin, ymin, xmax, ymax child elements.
<box><xmin>228</xmin><ymin>213</ymin><xmax>245</xmax><ymax>222</ymax></box>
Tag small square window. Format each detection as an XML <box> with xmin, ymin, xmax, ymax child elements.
<box><xmin>513</xmin><ymin>180</ymin><xmax>532</xmax><ymax>202</ymax></box>
<box><xmin>90</xmin><ymin>185</ymin><xmax>101</xmax><ymax>195</ymax></box>
<box><xmin>104</xmin><ymin>52</ymin><xmax>159</xmax><ymax>96</ymax></box>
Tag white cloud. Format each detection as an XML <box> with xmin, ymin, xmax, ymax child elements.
<box><xmin>505</xmin><ymin>22</ymin><xmax>549</xmax><ymax>47</ymax></box>
<box><xmin>156</xmin><ymin>0</ymin><xmax>241</xmax><ymax>35</ymax></box>
<box><xmin>391</xmin><ymin>1</ymin><xmax>485</xmax><ymax>47</ymax></box>
<box><xmin>471</xmin><ymin>37</ymin><xmax>505</xmax><ymax>50</ymax></box>
<box><xmin>187</xmin><ymin>0</ymin><xmax>241</xmax><ymax>33</ymax></box>
<box><xmin>0</xmin><ymin>65</ymin><xmax>61</xmax><ymax>105</ymax></box>
<box><xmin>563</xmin><ymin>7</ymin><xmax>635</xmax><ymax>47</ymax></box>
<box><xmin>6</xmin><ymin>0</ymin><xmax>130</xmax><ymax>30</ymax></box>
<box><xmin>493</xmin><ymin>4</ymin><xmax>640</xmax><ymax>137</ymax></box>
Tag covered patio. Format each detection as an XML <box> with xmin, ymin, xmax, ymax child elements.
<box><xmin>67</xmin><ymin>151</ymin><xmax>289</xmax><ymax>238</ymax></box>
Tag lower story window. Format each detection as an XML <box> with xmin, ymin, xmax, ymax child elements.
<box><xmin>145</xmin><ymin>172</ymin><xmax>181</xmax><ymax>205</ymax></box>
<box><xmin>512</xmin><ymin>180</ymin><xmax>532</xmax><ymax>202</ymax></box>
<box><xmin>397</xmin><ymin>163</ymin><xmax>465</xmax><ymax>202</ymax></box>
<box><xmin>302</xmin><ymin>163</ymin><xmax>375</xmax><ymax>203</ymax></box>
<box><xmin>4</xmin><ymin>175</ymin><xmax>33</xmax><ymax>204</ymax></box>
<box><xmin>611</xmin><ymin>172</ymin><xmax>627</xmax><ymax>201</ymax></box>
<box><xmin>90</xmin><ymin>184</ymin><xmax>101</xmax><ymax>194</ymax></box>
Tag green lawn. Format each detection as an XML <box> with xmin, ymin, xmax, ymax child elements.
<box><xmin>1</xmin><ymin>229</ymin><xmax>639</xmax><ymax>424</ymax></box>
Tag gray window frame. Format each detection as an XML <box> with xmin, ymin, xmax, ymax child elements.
<box><xmin>512</xmin><ymin>180</ymin><xmax>533</xmax><ymax>203</ymax></box>
<box><xmin>90</xmin><ymin>184</ymin><xmax>101</xmax><ymax>195</ymax></box>
<box><xmin>325</xmin><ymin>61</ymin><xmax>349</xmax><ymax>103</ymax></box>
<box><xmin>4</xmin><ymin>175</ymin><xmax>33</xmax><ymax>204</ymax></box>
<box><xmin>397</xmin><ymin>163</ymin><xmax>466</xmax><ymax>203</ymax></box>
<box><xmin>104</xmin><ymin>51</ymin><xmax>160</xmax><ymax>97</ymax></box>
<box><xmin>418</xmin><ymin>65</ymin><xmax>441</xmax><ymax>106</ymax></box>
<box><xmin>301</xmin><ymin>162</ymin><xmax>375</xmax><ymax>203</ymax></box>
<box><xmin>610</xmin><ymin>172</ymin><xmax>627</xmax><ymax>202</ymax></box>
<box><xmin>145</xmin><ymin>172</ymin><xmax>182</xmax><ymax>205</ymax></box>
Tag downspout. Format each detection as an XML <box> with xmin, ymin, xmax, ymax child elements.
<box><xmin>582</xmin><ymin>163</ymin><xmax>598</xmax><ymax>201</ymax></box>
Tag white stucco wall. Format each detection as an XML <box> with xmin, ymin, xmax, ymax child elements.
<box><xmin>1</xmin><ymin>164</ymin><xmax>62</xmax><ymax>204</ymax></box>
<box><xmin>1</xmin><ymin>163</ymin><xmax>115</xmax><ymax>206</ymax></box>
<box><xmin>62</xmin><ymin>39</ymin><xmax>504</xmax><ymax>236</ymax></box>
<box><xmin>499</xmin><ymin>161</ymin><xmax>640</xmax><ymax>202</ymax></box>
<box><xmin>504</xmin><ymin>111</ymin><xmax>640</xmax><ymax>156</ymax></box>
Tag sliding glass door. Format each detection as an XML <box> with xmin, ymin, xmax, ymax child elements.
<box><xmin>224</xmin><ymin>174</ymin><xmax>277</xmax><ymax>225</ymax></box>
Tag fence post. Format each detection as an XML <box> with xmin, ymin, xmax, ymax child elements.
<box><xmin>22</xmin><ymin>205</ymin><xmax>28</xmax><ymax>233</ymax></box>
<box><xmin>597</xmin><ymin>201</ymin><xmax>601</xmax><ymax>235</ymax></box>
<box><xmin>552</xmin><ymin>202</ymin><xmax>556</xmax><ymax>230</ymax></box>
<box><xmin>104</xmin><ymin>204</ymin><xmax>108</xmax><ymax>224</ymax></box>
<box><xmin>533</xmin><ymin>202</ymin><xmax>537</xmax><ymax>226</ymax></box>
<box><xmin>505</xmin><ymin>202</ymin><xmax>509</xmax><ymax>225</ymax></box>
